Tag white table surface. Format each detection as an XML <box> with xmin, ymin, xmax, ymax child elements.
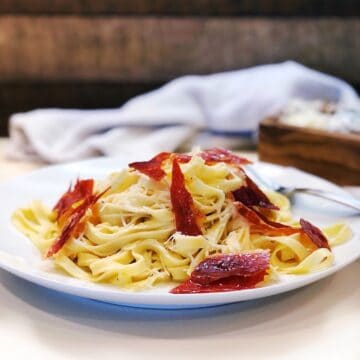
<box><xmin>0</xmin><ymin>138</ymin><xmax>359</xmax><ymax>360</ymax></box>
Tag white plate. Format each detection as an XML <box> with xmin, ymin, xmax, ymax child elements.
<box><xmin>0</xmin><ymin>156</ymin><xmax>359</xmax><ymax>309</ymax></box>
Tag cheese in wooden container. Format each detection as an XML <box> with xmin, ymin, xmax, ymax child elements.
<box><xmin>258</xmin><ymin>99</ymin><xmax>360</xmax><ymax>185</ymax></box>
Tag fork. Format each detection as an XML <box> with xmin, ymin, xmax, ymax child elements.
<box><xmin>244</xmin><ymin>165</ymin><xmax>360</xmax><ymax>212</ymax></box>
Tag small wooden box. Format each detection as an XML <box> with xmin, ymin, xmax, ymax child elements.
<box><xmin>258</xmin><ymin>117</ymin><xmax>360</xmax><ymax>186</ymax></box>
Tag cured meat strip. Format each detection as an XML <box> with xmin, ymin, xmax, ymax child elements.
<box><xmin>191</xmin><ymin>251</ymin><xmax>270</xmax><ymax>285</ymax></box>
<box><xmin>129</xmin><ymin>152</ymin><xmax>171</xmax><ymax>181</ymax></box>
<box><xmin>129</xmin><ymin>148</ymin><xmax>252</xmax><ymax>181</ymax></box>
<box><xmin>170</xmin><ymin>159</ymin><xmax>202</xmax><ymax>236</ymax></box>
<box><xmin>171</xmin><ymin>251</ymin><xmax>269</xmax><ymax>294</ymax></box>
<box><xmin>53</xmin><ymin>179</ymin><xmax>94</xmax><ymax>220</ymax></box>
<box><xmin>235</xmin><ymin>202</ymin><xmax>299</xmax><ymax>236</ymax></box>
<box><xmin>300</xmin><ymin>219</ymin><xmax>331</xmax><ymax>250</ymax></box>
<box><xmin>47</xmin><ymin>188</ymin><xmax>108</xmax><ymax>257</ymax></box>
<box><xmin>200</xmin><ymin>147</ymin><xmax>251</xmax><ymax>166</ymax></box>
<box><xmin>233</xmin><ymin>175</ymin><xmax>279</xmax><ymax>210</ymax></box>
<box><xmin>47</xmin><ymin>199</ymin><xmax>91</xmax><ymax>257</ymax></box>
<box><xmin>235</xmin><ymin>203</ymin><xmax>331</xmax><ymax>250</ymax></box>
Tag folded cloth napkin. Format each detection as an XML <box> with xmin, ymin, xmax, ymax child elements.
<box><xmin>8</xmin><ymin>61</ymin><xmax>359</xmax><ymax>163</ymax></box>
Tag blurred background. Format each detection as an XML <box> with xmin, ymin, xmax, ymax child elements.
<box><xmin>0</xmin><ymin>0</ymin><xmax>359</xmax><ymax>136</ymax></box>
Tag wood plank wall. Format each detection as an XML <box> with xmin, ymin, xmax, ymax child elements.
<box><xmin>0</xmin><ymin>1</ymin><xmax>359</xmax><ymax>135</ymax></box>
<box><xmin>0</xmin><ymin>1</ymin><xmax>358</xmax><ymax>16</ymax></box>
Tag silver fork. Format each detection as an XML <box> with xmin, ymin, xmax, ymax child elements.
<box><xmin>244</xmin><ymin>165</ymin><xmax>360</xmax><ymax>212</ymax></box>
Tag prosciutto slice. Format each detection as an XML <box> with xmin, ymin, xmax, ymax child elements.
<box><xmin>300</xmin><ymin>219</ymin><xmax>331</xmax><ymax>250</ymax></box>
<box><xmin>129</xmin><ymin>148</ymin><xmax>252</xmax><ymax>181</ymax></box>
<box><xmin>129</xmin><ymin>152</ymin><xmax>171</xmax><ymax>181</ymax></box>
<box><xmin>170</xmin><ymin>159</ymin><xmax>202</xmax><ymax>236</ymax></box>
<box><xmin>235</xmin><ymin>202</ymin><xmax>299</xmax><ymax>236</ymax></box>
<box><xmin>200</xmin><ymin>148</ymin><xmax>251</xmax><ymax>166</ymax></box>
<box><xmin>171</xmin><ymin>251</ymin><xmax>269</xmax><ymax>294</ymax></box>
<box><xmin>235</xmin><ymin>203</ymin><xmax>331</xmax><ymax>250</ymax></box>
<box><xmin>47</xmin><ymin>186</ymin><xmax>107</xmax><ymax>257</ymax></box>
<box><xmin>53</xmin><ymin>179</ymin><xmax>94</xmax><ymax>220</ymax></box>
<box><xmin>233</xmin><ymin>176</ymin><xmax>279</xmax><ymax>210</ymax></box>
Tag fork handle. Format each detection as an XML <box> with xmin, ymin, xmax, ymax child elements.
<box><xmin>294</xmin><ymin>188</ymin><xmax>360</xmax><ymax>211</ymax></box>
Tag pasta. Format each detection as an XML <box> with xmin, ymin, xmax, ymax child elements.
<box><xmin>12</xmin><ymin>148</ymin><xmax>351</xmax><ymax>293</ymax></box>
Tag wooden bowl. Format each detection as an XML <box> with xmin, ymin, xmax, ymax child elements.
<box><xmin>258</xmin><ymin>117</ymin><xmax>360</xmax><ymax>186</ymax></box>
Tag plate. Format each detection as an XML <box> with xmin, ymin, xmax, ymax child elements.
<box><xmin>0</xmin><ymin>156</ymin><xmax>359</xmax><ymax>309</ymax></box>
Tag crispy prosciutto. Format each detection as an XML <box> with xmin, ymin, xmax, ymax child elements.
<box><xmin>53</xmin><ymin>179</ymin><xmax>94</xmax><ymax>221</ymax></box>
<box><xmin>170</xmin><ymin>251</ymin><xmax>270</xmax><ymax>294</ymax></box>
<box><xmin>235</xmin><ymin>202</ymin><xmax>299</xmax><ymax>236</ymax></box>
<box><xmin>235</xmin><ymin>202</ymin><xmax>331</xmax><ymax>251</ymax></box>
<box><xmin>233</xmin><ymin>175</ymin><xmax>279</xmax><ymax>210</ymax></box>
<box><xmin>300</xmin><ymin>219</ymin><xmax>331</xmax><ymax>250</ymax></box>
<box><xmin>129</xmin><ymin>152</ymin><xmax>171</xmax><ymax>181</ymax></box>
<box><xmin>47</xmin><ymin>183</ymin><xmax>107</xmax><ymax>257</ymax></box>
<box><xmin>200</xmin><ymin>148</ymin><xmax>251</xmax><ymax>166</ymax></box>
<box><xmin>128</xmin><ymin>148</ymin><xmax>252</xmax><ymax>181</ymax></box>
<box><xmin>170</xmin><ymin>159</ymin><xmax>202</xmax><ymax>236</ymax></box>
<box><xmin>174</xmin><ymin>153</ymin><xmax>192</xmax><ymax>163</ymax></box>
<box><xmin>47</xmin><ymin>198</ymin><xmax>91</xmax><ymax>257</ymax></box>
<box><xmin>174</xmin><ymin>148</ymin><xmax>251</xmax><ymax>167</ymax></box>
<box><xmin>173</xmin><ymin>148</ymin><xmax>251</xmax><ymax>167</ymax></box>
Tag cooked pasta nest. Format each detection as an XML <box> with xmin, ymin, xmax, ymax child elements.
<box><xmin>12</xmin><ymin>153</ymin><xmax>351</xmax><ymax>291</ymax></box>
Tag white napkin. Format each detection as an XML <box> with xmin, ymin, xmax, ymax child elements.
<box><xmin>8</xmin><ymin>61</ymin><xmax>359</xmax><ymax>163</ymax></box>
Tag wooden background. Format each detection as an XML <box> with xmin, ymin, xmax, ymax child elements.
<box><xmin>0</xmin><ymin>1</ymin><xmax>359</xmax><ymax>135</ymax></box>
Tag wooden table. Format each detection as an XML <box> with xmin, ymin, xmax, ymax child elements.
<box><xmin>0</xmin><ymin>137</ymin><xmax>359</xmax><ymax>360</ymax></box>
